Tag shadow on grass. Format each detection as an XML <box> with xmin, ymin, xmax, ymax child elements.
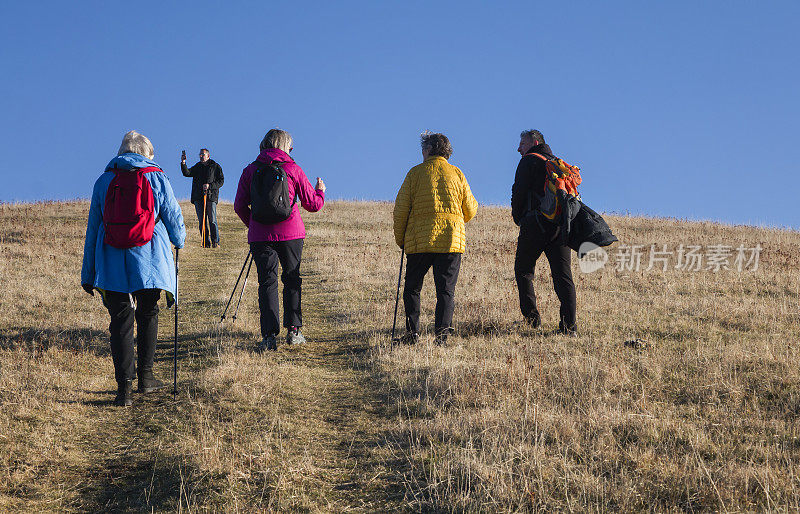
<box><xmin>71</xmin><ymin>450</ymin><xmax>226</xmax><ymax>511</ymax></box>
<box><xmin>0</xmin><ymin>327</ymin><xmax>110</xmax><ymax>355</ymax></box>
<box><xmin>127</xmin><ymin>328</ymin><xmax>257</xmax><ymax>366</ymax></box>
<box><xmin>152</xmin><ymin>330</ymin><xmax>223</xmax><ymax>363</ymax></box>
<box><xmin>457</xmin><ymin>318</ymin><xmax>519</xmax><ymax>338</ymax></box>
<box><xmin>298</xmin><ymin>326</ymin><xmax>430</xmax><ymax>508</ymax></box>
<box><xmin>0</xmin><ymin>326</ymin><xmax>246</xmax><ymax>362</ymax></box>
<box><xmin>319</xmin><ymin>321</ymin><xmax>534</xmax><ymax>355</ymax></box>
<box><xmin>66</xmin><ymin>382</ymin><xmax>197</xmax><ymax>406</ymax></box>
<box><xmin>326</xmin><ymin>322</ymin><xmax>565</xmax><ymax>509</ymax></box>
<box><xmin>56</xmin><ymin>330</ymin><xmax>221</xmax><ymax>407</ymax></box>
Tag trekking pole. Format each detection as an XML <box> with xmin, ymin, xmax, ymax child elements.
<box><xmin>220</xmin><ymin>250</ymin><xmax>252</xmax><ymax>323</ymax></box>
<box><xmin>201</xmin><ymin>192</ymin><xmax>208</xmax><ymax>248</ymax></box>
<box><xmin>232</xmin><ymin>256</ymin><xmax>254</xmax><ymax>324</ymax></box>
<box><xmin>391</xmin><ymin>248</ymin><xmax>405</xmax><ymax>341</ymax></box>
<box><xmin>173</xmin><ymin>247</ymin><xmax>179</xmax><ymax>399</ymax></box>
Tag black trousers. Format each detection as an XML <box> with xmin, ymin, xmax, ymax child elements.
<box><xmin>514</xmin><ymin>222</ymin><xmax>577</xmax><ymax>330</ymax></box>
<box><xmin>250</xmin><ymin>239</ymin><xmax>303</xmax><ymax>338</ymax></box>
<box><xmin>403</xmin><ymin>252</ymin><xmax>462</xmax><ymax>334</ymax></box>
<box><xmin>103</xmin><ymin>289</ymin><xmax>161</xmax><ymax>383</ymax></box>
<box><xmin>193</xmin><ymin>200</ymin><xmax>219</xmax><ymax>245</ymax></box>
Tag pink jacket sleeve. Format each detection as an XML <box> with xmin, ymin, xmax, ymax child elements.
<box><xmin>234</xmin><ymin>165</ymin><xmax>253</xmax><ymax>227</ymax></box>
<box><xmin>291</xmin><ymin>163</ymin><xmax>325</xmax><ymax>212</ymax></box>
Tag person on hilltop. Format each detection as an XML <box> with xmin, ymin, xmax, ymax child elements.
<box><xmin>511</xmin><ymin>129</ymin><xmax>578</xmax><ymax>336</ymax></box>
<box><xmin>81</xmin><ymin>130</ymin><xmax>186</xmax><ymax>406</ymax></box>
<box><xmin>393</xmin><ymin>131</ymin><xmax>478</xmax><ymax>345</ymax></box>
<box><xmin>182</xmin><ymin>148</ymin><xmax>224</xmax><ymax>248</ymax></box>
<box><xmin>234</xmin><ymin>129</ymin><xmax>326</xmax><ymax>352</ymax></box>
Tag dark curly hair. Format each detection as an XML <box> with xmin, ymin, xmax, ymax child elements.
<box><xmin>420</xmin><ymin>131</ymin><xmax>453</xmax><ymax>159</ymax></box>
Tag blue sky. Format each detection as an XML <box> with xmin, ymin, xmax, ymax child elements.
<box><xmin>1</xmin><ymin>1</ymin><xmax>798</xmax><ymax>228</ymax></box>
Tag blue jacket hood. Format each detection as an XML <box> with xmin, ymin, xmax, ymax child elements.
<box><xmin>105</xmin><ymin>153</ymin><xmax>161</xmax><ymax>172</ymax></box>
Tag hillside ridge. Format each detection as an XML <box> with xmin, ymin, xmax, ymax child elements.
<box><xmin>1</xmin><ymin>200</ymin><xmax>798</xmax><ymax>511</ymax></box>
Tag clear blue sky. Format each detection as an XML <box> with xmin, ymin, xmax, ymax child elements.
<box><xmin>2</xmin><ymin>1</ymin><xmax>798</xmax><ymax>228</ymax></box>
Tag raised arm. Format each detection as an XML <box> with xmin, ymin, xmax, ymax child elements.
<box><xmin>293</xmin><ymin>164</ymin><xmax>325</xmax><ymax>213</ymax></box>
<box><xmin>181</xmin><ymin>162</ymin><xmax>193</xmax><ymax>177</ymax></box>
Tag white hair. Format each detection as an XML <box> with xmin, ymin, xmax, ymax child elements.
<box><xmin>259</xmin><ymin>129</ymin><xmax>293</xmax><ymax>153</ymax></box>
<box><xmin>118</xmin><ymin>130</ymin><xmax>154</xmax><ymax>159</ymax></box>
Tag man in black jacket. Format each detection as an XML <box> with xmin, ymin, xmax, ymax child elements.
<box><xmin>182</xmin><ymin>148</ymin><xmax>224</xmax><ymax>248</ymax></box>
<box><xmin>511</xmin><ymin>129</ymin><xmax>577</xmax><ymax>335</ymax></box>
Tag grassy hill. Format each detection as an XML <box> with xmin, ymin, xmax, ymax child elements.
<box><xmin>1</xmin><ymin>200</ymin><xmax>798</xmax><ymax>511</ymax></box>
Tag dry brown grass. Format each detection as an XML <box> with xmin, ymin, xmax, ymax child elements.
<box><xmin>0</xmin><ymin>201</ymin><xmax>405</xmax><ymax>511</ymax></box>
<box><xmin>1</xmin><ymin>199</ymin><xmax>799</xmax><ymax>511</ymax></box>
<box><xmin>320</xmin><ymin>203</ymin><xmax>800</xmax><ymax>512</ymax></box>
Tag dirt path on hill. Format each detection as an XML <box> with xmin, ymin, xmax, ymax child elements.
<box><xmin>59</xmin><ymin>205</ymin><xmax>410</xmax><ymax>512</ymax></box>
<box><xmin>240</xmin><ymin>274</ymin><xmax>411</xmax><ymax>511</ymax></box>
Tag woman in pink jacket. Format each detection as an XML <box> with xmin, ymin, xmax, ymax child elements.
<box><xmin>234</xmin><ymin>129</ymin><xmax>326</xmax><ymax>352</ymax></box>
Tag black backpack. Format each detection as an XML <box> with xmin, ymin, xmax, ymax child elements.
<box><xmin>250</xmin><ymin>161</ymin><xmax>295</xmax><ymax>224</ymax></box>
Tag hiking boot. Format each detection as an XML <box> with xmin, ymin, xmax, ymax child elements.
<box><xmin>113</xmin><ymin>379</ymin><xmax>133</xmax><ymax>407</ymax></box>
<box><xmin>286</xmin><ymin>327</ymin><xmax>306</xmax><ymax>345</ymax></box>
<box><xmin>256</xmin><ymin>335</ymin><xmax>278</xmax><ymax>353</ymax></box>
<box><xmin>396</xmin><ymin>331</ymin><xmax>419</xmax><ymax>345</ymax></box>
<box><xmin>435</xmin><ymin>327</ymin><xmax>454</xmax><ymax>346</ymax></box>
<box><xmin>523</xmin><ymin>313</ymin><xmax>542</xmax><ymax>329</ymax></box>
<box><xmin>137</xmin><ymin>369</ymin><xmax>166</xmax><ymax>394</ymax></box>
<box><xmin>556</xmin><ymin>323</ymin><xmax>578</xmax><ymax>338</ymax></box>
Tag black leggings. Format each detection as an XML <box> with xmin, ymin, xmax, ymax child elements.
<box><xmin>250</xmin><ymin>239</ymin><xmax>304</xmax><ymax>337</ymax></box>
<box><xmin>103</xmin><ymin>289</ymin><xmax>161</xmax><ymax>382</ymax></box>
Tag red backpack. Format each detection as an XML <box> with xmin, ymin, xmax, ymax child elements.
<box><xmin>103</xmin><ymin>166</ymin><xmax>161</xmax><ymax>249</ymax></box>
<box><xmin>527</xmin><ymin>153</ymin><xmax>582</xmax><ymax>223</ymax></box>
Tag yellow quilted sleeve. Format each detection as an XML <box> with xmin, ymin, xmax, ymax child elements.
<box><xmin>393</xmin><ymin>169</ymin><xmax>414</xmax><ymax>248</ymax></box>
<box><xmin>461</xmin><ymin>171</ymin><xmax>478</xmax><ymax>224</ymax></box>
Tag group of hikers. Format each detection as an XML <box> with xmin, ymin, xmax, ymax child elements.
<box><xmin>81</xmin><ymin>128</ymin><xmax>615</xmax><ymax>406</ymax></box>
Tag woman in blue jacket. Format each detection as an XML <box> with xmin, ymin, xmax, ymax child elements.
<box><xmin>81</xmin><ymin>131</ymin><xmax>186</xmax><ymax>406</ymax></box>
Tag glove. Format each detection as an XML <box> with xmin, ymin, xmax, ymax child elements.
<box><xmin>82</xmin><ymin>283</ymin><xmax>94</xmax><ymax>296</ymax></box>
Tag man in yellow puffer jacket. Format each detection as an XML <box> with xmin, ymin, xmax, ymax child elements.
<box><xmin>393</xmin><ymin>132</ymin><xmax>478</xmax><ymax>344</ymax></box>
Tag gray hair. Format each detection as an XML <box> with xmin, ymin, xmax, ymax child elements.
<box><xmin>420</xmin><ymin>131</ymin><xmax>453</xmax><ymax>159</ymax></box>
<box><xmin>520</xmin><ymin>129</ymin><xmax>545</xmax><ymax>145</ymax></box>
<box><xmin>259</xmin><ymin>129</ymin><xmax>293</xmax><ymax>153</ymax></box>
<box><xmin>117</xmin><ymin>130</ymin><xmax>154</xmax><ymax>159</ymax></box>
